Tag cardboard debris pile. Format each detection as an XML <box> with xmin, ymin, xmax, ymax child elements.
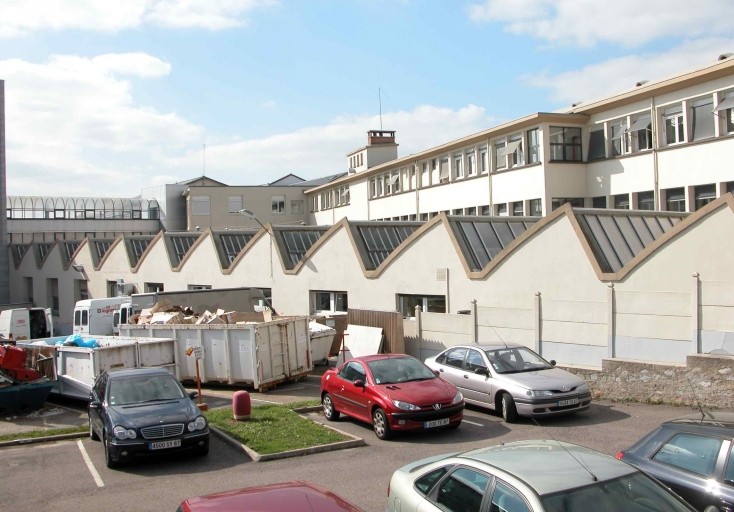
<box><xmin>130</xmin><ymin>299</ymin><xmax>273</xmax><ymax>326</ymax></box>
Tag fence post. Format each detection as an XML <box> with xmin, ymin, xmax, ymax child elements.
<box><xmin>471</xmin><ymin>299</ymin><xmax>478</xmax><ymax>344</ymax></box>
<box><xmin>534</xmin><ymin>292</ymin><xmax>541</xmax><ymax>354</ymax></box>
<box><xmin>692</xmin><ymin>272</ymin><xmax>701</xmax><ymax>354</ymax></box>
<box><xmin>607</xmin><ymin>283</ymin><xmax>615</xmax><ymax>358</ymax></box>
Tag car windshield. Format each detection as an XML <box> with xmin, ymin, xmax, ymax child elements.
<box><xmin>367</xmin><ymin>357</ymin><xmax>436</xmax><ymax>385</ymax></box>
<box><xmin>108</xmin><ymin>374</ymin><xmax>186</xmax><ymax>405</ymax></box>
<box><xmin>485</xmin><ymin>347</ymin><xmax>553</xmax><ymax>374</ymax></box>
<box><xmin>541</xmin><ymin>471</ymin><xmax>693</xmax><ymax>512</ymax></box>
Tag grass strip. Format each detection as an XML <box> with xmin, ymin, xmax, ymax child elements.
<box><xmin>205</xmin><ymin>401</ymin><xmax>347</xmax><ymax>455</ymax></box>
<box><xmin>0</xmin><ymin>425</ymin><xmax>87</xmax><ymax>442</ymax></box>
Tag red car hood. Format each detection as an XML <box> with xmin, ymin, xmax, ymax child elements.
<box><xmin>380</xmin><ymin>378</ymin><xmax>458</xmax><ymax>406</ymax></box>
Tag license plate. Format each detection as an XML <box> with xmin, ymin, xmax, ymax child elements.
<box><xmin>424</xmin><ymin>418</ymin><xmax>450</xmax><ymax>428</ymax></box>
<box><xmin>149</xmin><ymin>439</ymin><xmax>181</xmax><ymax>450</ymax></box>
<box><xmin>557</xmin><ymin>398</ymin><xmax>579</xmax><ymax>407</ymax></box>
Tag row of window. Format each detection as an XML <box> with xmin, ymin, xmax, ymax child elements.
<box><xmin>349</xmin><ymin>152</ymin><xmax>364</xmax><ymax>170</ymax></box>
<box><xmin>191</xmin><ymin>195</ymin><xmax>305</xmax><ymax>217</ymax></box>
<box><xmin>592</xmin><ymin>182</ymin><xmax>732</xmax><ymax>212</ymax></box>
<box><xmin>7</xmin><ymin>208</ymin><xmax>159</xmax><ymax>220</ymax></box>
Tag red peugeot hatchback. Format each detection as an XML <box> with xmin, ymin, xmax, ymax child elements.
<box><xmin>177</xmin><ymin>481</ymin><xmax>363</xmax><ymax>512</ymax></box>
<box><xmin>320</xmin><ymin>354</ymin><xmax>464</xmax><ymax>439</ymax></box>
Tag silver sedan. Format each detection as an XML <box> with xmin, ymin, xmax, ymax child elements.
<box><xmin>424</xmin><ymin>343</ymin><xmax>591</xmax><ymax>422</ymax></box>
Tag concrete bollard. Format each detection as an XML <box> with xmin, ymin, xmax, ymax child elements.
<box><xmin>232</xmin><ymin>390</ymin><xmax>251</xmax><ymax>420</ymax></box>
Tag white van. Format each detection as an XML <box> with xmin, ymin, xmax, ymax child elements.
<box><xmin>73</xmin><ymin>297</ymin><xmax>131</xmax><ymax>336</ymax></box>
<box><xmin>0</xmin><ymin>308</ymin><xmax>53</xmax><ymax>341</ymax></box>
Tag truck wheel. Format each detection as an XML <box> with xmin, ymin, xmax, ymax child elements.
<box><xmin>322</xmin><ymin>394</ymin><xmax>340</xmax><ymax>421</ymax></box>
<box><xmin>89</xmin><ymin>416</ymin><xmax>99</xmax><ymax>441</ymax></box>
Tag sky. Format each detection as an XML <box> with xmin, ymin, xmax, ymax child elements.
<box><xmin>1</xmin><ymin>0</ymin><xmax>733</xmax><ymax>198</ymax></box>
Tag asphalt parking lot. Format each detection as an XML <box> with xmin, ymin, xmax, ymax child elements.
<box><xmin>0</xmin><ymin>373</ymin><xmax>709</xmax><ymax>512</ymax></box>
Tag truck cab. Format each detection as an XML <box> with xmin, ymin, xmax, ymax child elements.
<box><xmin>112</xmin><ymin>302</ymin><xmax>133</xmax><ymax>335</ymax></box>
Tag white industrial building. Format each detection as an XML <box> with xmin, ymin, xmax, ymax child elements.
<box><xmin>5</xmin><ymin>56</ymin><xmax>734</xmax><ymax>374</ymax></box>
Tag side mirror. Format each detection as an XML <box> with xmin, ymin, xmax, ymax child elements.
<box><xmin>433</xmin><ymin>370</ymin><xmax>440</xmax><ymax>376</ymax></box>
<box><xmin>88</xmin><ymin>400</ymin><xmax>101</xmax><ymax>410</ymax></box>
<box><xmin>549</xmin><ymin>360</ymin><xmax>557</xmax><ymax>367</ymax></box>
<box><xmin>353</xmin><ymin>379</ymin><xmax>365</xmax><ymax>388</ymax></box>
<box><xmin>189</xmin><ymin>391</ymin><xmax>199</xmax><ymax>400</ymax></box>
<box><xmin>474</xmin><ymin>367</ymin><xmax>490</xmax><ymax>376</ymax></box>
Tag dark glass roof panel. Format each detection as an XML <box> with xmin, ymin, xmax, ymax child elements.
<box><xmin>280</xmin><ymin>230</ymin><xmax>324</xmax><ymax>269</ymax></box>
<box><xmin>451</xmin><ymin>217</ymin><xmax>538</xmax><ymax>272</ymax></box>
<box><xmin>356</xmin><ymin>224</ymin><xmax>419</xmax><ymax>270</ymax></box>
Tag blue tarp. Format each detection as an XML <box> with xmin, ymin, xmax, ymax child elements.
<box><xmin>55</xmin><ymin>334</ymin><xmax>99</xmax><ymax>348</ymax></box>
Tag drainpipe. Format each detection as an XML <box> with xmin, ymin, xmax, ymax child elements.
<box><xmin>651</xmin><ymin>96</ymin><xmax>659</xmax><ymax>209</ymax></box>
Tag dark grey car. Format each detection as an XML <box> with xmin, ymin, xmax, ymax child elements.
<box><xmin>617</xmin><ymin>412</ymin><xmax>734</xmax><ymax>512</ymax></box>
<box><xmin>424</xmin><ymin>343</ymin><xmax>591</xmax><ymax>422</ymax></box>
<box><xmin>88</xmin><ymin>367</ymin><xmax>209</xmax><ymax>468</ymax></box>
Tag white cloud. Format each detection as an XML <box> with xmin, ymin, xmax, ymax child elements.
<box><xmin>467</xmin><ymin>0</ymin><xmax>732</xmax><ymax>47</ymax></box>
<box><xmin>522</xmin><ymin>38</ymin><xmax>734</xmax><ymax>107</ymax></box>
<box><xmin>1</xmin><ymin>53</ymin><xmax>202</xmax><ymax>196</ymax></box>
<box><xmin>0</xmin><ymin>0</ymin><xmax>277</xmax><ymax>37</ymax></box>
<box><xmin>167</xmin><ymin>105</ymin><xmax>497</xmax><ymax>186</ymax></box>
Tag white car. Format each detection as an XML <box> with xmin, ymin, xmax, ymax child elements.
<box><xmin>385</xmin><ymin>440</ymin><xmax>698</xmax><ymax>512</ymax></box>
<box><xmin>424</xmin><ymin>343</ymin><xmax>591</xmax><ymax>422</ymax></box>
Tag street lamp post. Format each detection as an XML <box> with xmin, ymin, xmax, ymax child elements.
<box><xmin>239</xmin><ymin>208</ymin><xmax>273</xmax><ymax>278</ymax></box>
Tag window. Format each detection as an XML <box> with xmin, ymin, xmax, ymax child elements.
<box><xmin>496</xmin><ymin>203</ymin><xmax>507</xmax><ymax>216</ymax></box>
<box><xmin>529</xmin><ymin>199</ymin><xmax>542</xmax><ymax>216</ymax></box>
<box><xmin>434</xmin><ymin>466</ymin><xmax>490</xmax><ymax>512</ymax></box>
<box><xmin>665</xmin><ymin>187</ymin><xmax>686</xmax><ymax>212</ymax></box>
<box><xmin>610</xmin><ymin>120</ymin><xmax>627</xmax><ymax>156</ymax></box>
<box><xmin>441</xmin><ymin>347</ymin><xmax>468</xmax><ymax>368</ymax></box>
<box><xmin>494</xmin><ymin>141</ymin><xmax>507</xmax><ymax>170</ymax></box>
<box><xmin>714</xmin><ymin>95</ymin><xmax>734</xmax><ymax>134</ymax></box>
<box><xmin>552</xmin><ymin>198</ymin><xmax>584</xmax><ymax>210</ymax></box>
<box><xmin>592</xmin><ymin>196</ymin><xmax>607</xmax><ymax>208</ymax></box>
<box><xmin>727</xmin><ymin>181</ymin><xmax>734</xmax><ymax>194</ymax></box>
<box><xmin>508</xmin><ymin>135</ymin><xmax>524</xmax><ymax>167</ymax></box>
<box><xmin>398</xmin><ymin>294</ymin><xmax>446</xmax><ymax>317</ymax></box>
<box><xmin>726</xmin><ymin>444</ymin><xmax>734</xmax><ymax>487</ymax></box>
<box><xmin>466</xmin><ymin>206</ymin><xmax>476</xmax><ymax>215</ymax></box>
<box><xmin>480</xmin><ymin>205</ymin><xmax>491</xmax><ymax>216</ymax></box>
<box><xmin>75</xmin><ymin>279</ymin><xmax>89</xmax><ymax>302</ymax></box>
<box><xmin>549</xmin><ymin>126</ymin><xmax>582</xmax><ymax>161</ymax></box>
<box><xmin>637</xmin><ymin>191</ymin><xmax>655</xmax><ymax>211</ymax></box>
<box><xmin>291</xmin><ymin>200</ymin><xmax>304</xmax><ymax>214</ymax></box>
<box><xmin>512</xmin><ymin>201</ymin><xmax>524</xmax><ymax>216</ymax></box>
<box><xmin>614</xmin><ymin>194</ymin><xmax>629</xmax><ymax>209</ymax></box>
<box><xmin>466</xmin><ymin>150</ymin><xmax>476</xmax><ymax>176</ymax></box>
<box><xmin>694</xmin><ymin>184</ymin><xmax>716</xmax><ymax>210</ymax></box>
<box><xmin>452</xmin><ymin>208</ymin><xmax>463</xmax><ymax>215</ymax></box>
<box><xmin>465</xmin><ymin>349</ymin><xmax>487</xmax><ymax>373</ymax></box>
<box><xmin>527</xmin><ymin>128</ymin><xmax>540</xmax><ymax>164</ymax></box>
<box><xmin>588</xmin><ymin>127</ymin><xmax>606</xmax><ymax>160</ymax></box>
<box><xmin>188</xmin><ymin>284</ymin><xmax>212</xmax><ymax>290</ymax></box>
<box><xmin>25</xmin><ymin>277</ymin><xmax>33</xmax><ymax>304</ymax></box>
<box><xmin>415</xmin><ymin>468</ymin><xmax>448</xmax><ymax>496</ymax></box>
<box><xmin>691</xmin><ymin>97</ymin><xmax>715</xmax><ymax>141</ymax></box>
<box><xmin>313</xmin><ymin>291</ymin><xmax>348</xmax><ymax>313</ymax></box>
<box><xmin>421</xmin><ymin>162</ymin><xmax>430</xmax><ymax>187</ymax></box>
<box><xmin>439</xmin><ymin>157</ymin><xmax>449</xmax><ymax>182</ymax></box>
<box><xmin>479</xmin><ymin>146</ymin><xmax>488</xmax><ymax>173</ymax></box>
<box><xmin>191</xmin><ymin>196</ymin><xmax>210</xmax><ymax>216</ymax></box>
<box><xmin>490</xmin><ymin>481</ymin><xmax>530</xmax><ymax>512</ymax></box>
<box><xmin>107</xmin><ymin>280</ymin><xmax>117</xmax><ymax>297</ymax></box>
<box><xmin>652</xmin><ymin>433</ymin><xmax>722</xmax><ymax>477</ymax></box>
<box><xmin>227</xmin><ymin>196</ymin><xmax>243</xmax><ymax>214</ymax></box>
<box><xmin>338</xmin><ymin>361</ymin><xmax>366</xmax><ymax>383</ymax></box>
<box><xmin>454</xmin><ymin>154</ymin><xmax>463</xmax><ymax>179</ymax></box>
<box><xmin>271</xmin><ymin>195</ymin><xmax>285</xmax><ymax>214</ymax></box>
<box><xmin>145</xmin><ymin>282</ymin><xmax>164</xmax><ymax>293</ymax></box>
<box><xmin>664</xmin><ymin>106</ymin><xmax>685</xmax><ymax>145</ymax></box>
<box><xmin>630</xmin><ymin>112</ymin><xmax>652</xmax><ymax>151</ymax></box>
<box><xmin>47</xmin><ymin>278</ymin><xmax>59</xmax><ymax>316</ymax></box>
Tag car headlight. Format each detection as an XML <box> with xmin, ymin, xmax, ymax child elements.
<box><xmin>187</xmin><ymin>416</ymin><xmax>207</xmax><ymax>431</ymax></box>
<box><xmin>577</xmin><ymin>383</ymin><xmax>590</xmax><ymax>393</ymax></box>
<box><xmin>451</xmin><ymin>391</ymin><xmax>464</xmax><ymax>404</ymax></box>
<box><xmin>526</xmin><ymin>390</ymin><xmax>554</xmax><ymax>397</ymax></box>
<box><xmin>392</xmin><ymin>400</ymin><xmax>421</xmax><ymax>411</ymax></box>
<box><xmin>113</xmin><ymin>425</ymin><xmax>137</xmax><ymax>440</ymax></box>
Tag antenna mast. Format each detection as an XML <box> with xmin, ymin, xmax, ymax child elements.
<box><xmin>379</xmin><ymin>87</ymin><xmax>383</xmax><ymax>130</ymax></box>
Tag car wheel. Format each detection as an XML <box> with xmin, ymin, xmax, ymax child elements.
<box><xmin>322</xmin><ymin>394</ymin><xmax>340</xmax><ymax>421</ymax></box>
<box><xmin>372</xmin><ymin>408</ymin><xmax>392</xmax><ymax>440</ymax></box>
<box><xmin>89</xmin><ymin>416</ymin><xmax>99</xmax><ymax>441</ymax></box>
<box><xmin>103</xmin><ymin>434</ymin><xmax>119</xmax><ymax>469</ymax></box>
<box><xmin>501</xmin><ymin>392</ymin><xmax>518</xmax><ymax>423</ymax></box>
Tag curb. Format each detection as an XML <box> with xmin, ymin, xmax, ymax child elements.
<box><xmin>210</xmin><ymin>407</ymin><xmax>365</xmax><ymax>462</ymax></box>
<box><xmin>0</xmin><ymin>431</ymin><xmax>88</xmax><ymax>448</ymax></box>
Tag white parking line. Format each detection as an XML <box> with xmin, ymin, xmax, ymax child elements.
<box><xmin>77</xmin><ymin>440</ymin><xmax>105</xmax><ymax>488</ymax></box>
<box><xmin>251</xmin><ymin>398</ymin><xmax>283</xmax><ymax>405</ymax></box>
<box><xmin>463</xmin><ymin>420</ymin><xmax>484</xmax><ymax>427</ymax></box>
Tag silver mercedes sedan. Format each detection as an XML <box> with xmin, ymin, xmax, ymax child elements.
<box><xmin>424</xmin><ymin>343</ymin><xmax>591</xmax><ymax>422</ymax></box>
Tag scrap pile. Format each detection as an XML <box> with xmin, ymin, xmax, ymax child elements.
<box><xmin>130</xmin><ymin>299</ymin><xmax>273</xmax><ymax>326</ymax></box>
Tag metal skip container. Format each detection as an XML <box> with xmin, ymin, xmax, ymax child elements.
<box><xmin>119</xmin><ymin>316</ymin><xmax>313</xmax><ymax>391</ymax></box>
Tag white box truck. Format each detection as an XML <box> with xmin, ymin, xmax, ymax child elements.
<box><xmin>0</xmin><ymin>307</ymin><xmax>53</xmax><ymax>341</ymax></box>
<box><xmin>73</xmin><ymin>297</ymin><xmax>132</xmax><ymax>336</ymax></box>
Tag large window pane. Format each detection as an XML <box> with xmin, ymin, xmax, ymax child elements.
<box><xmin>692</xmin><ymin>98</ymin><xmax>715</xmax><ymax>141</ymax></box>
